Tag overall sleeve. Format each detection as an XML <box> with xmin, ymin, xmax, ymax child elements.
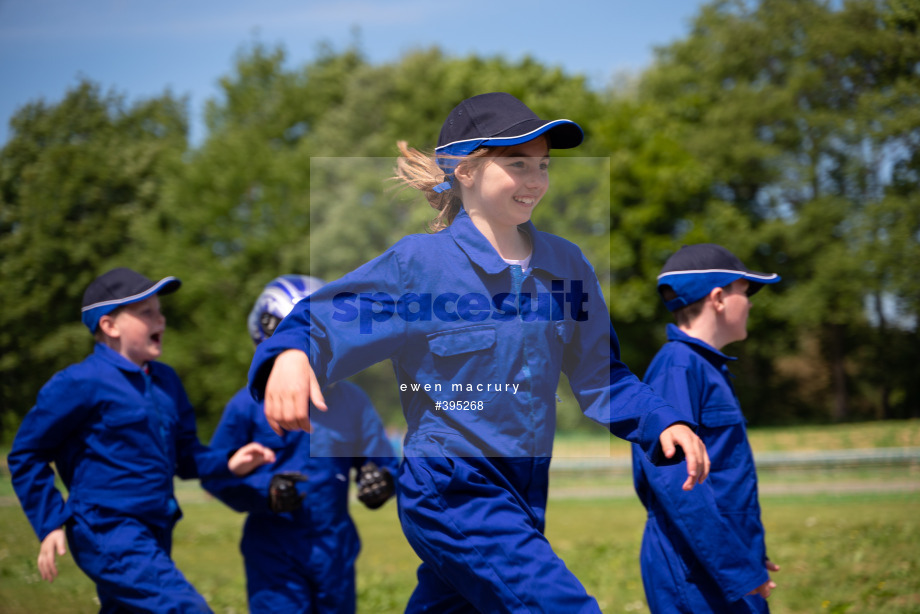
<box><xmin>563</xmin><ymin>264</ymin><xmax>695</xmax><ymax>461</ymax></box>
<box><xmin>249</xmin><ymin>249</ymin><xmax>408</xmax><ymax>399</ymax></box>
<box><xmin>170</xmin><ymin>372</ymin><xmax>233</xmax><ymax>481</ymax></box>
<box><xmin>7</xmin><ymin>372</ymin><xmax>91</xmax><ymax>541</ymax></box>
<box><xmin>639</xmin><ymin>365</ymin><xmax>768</xmax><ymax>601</ymax></box>
<box><xmin>200</xmin><ymin>393</ymin><xmax>274</xmax><ymax>514</ymax></box>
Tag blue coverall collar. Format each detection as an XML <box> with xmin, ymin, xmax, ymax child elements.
<box><xmin>665</xmin><ymin>324</ymin><xmax>737</xmax><ymax>365</ymax></box>
<box><xmin>93</xmin><ymin>342</ymin><xmax>148</xmax><ymax>374</ymax></box>
<box><xmin>448</xmin><ymin>207</ymin><xmax>570</xmax><ymax>277</ymax></box>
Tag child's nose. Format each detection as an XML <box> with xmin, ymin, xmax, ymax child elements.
<box><xmin>525</xmin><ymin>169</ymin><xmax>547</xmax><ymax>188</ymax></box>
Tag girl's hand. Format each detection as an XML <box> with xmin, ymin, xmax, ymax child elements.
<box><xmin>264</xmin><ymin>349</ymin><xmax>327</xmax><ymax>435</ymax></box>
<box><xmin>38</xmin><ymin>528</ymin><xmax>67</xmax><ymax>583</ymax></box>
<box><xmin>659</xmin><ymin>423</ymin><xmax>711</xmax><ymax>490</ymax></box>
<box><xmin>228</xmin><ymin>442</ymin><xmax>277</xmax><ymax>476</ymax></box>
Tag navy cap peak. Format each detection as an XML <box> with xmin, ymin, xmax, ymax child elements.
<box><xmin>436</xmin><ymin>92</ymin><xmax>583</xmax><ymax>158</ymax></box>
<box><xmin>81</xmin><ymin>267</ymin><xmax>181</xmax><ymax>332</ymax></box>
<box><xmin>657</xmin><ymin>243</ymin><xmax>780</xmax><ymax>311</ymax></box>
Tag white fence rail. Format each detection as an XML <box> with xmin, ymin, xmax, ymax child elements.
<box><xmin>549</xmin><ymin>447</ymin><xmax>920</xmax><ymax>473</ymax></box>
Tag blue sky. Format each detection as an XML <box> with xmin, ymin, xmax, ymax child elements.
<box><xmin>0</xmin><ymin>0</ymin><xmax>709</xmax><ymax>146</ymax></box>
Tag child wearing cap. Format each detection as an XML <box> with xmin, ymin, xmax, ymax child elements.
<box><xmin>631</xmin><ymin>244</ymin><xmax>781</xmax><ymax>613</ymax></box>
<box><xmin>201</xmin><ymin>275</ymin><xmax>398</xmax><ymax>613</ymax></box>
<box><xmin>8</xmin><ymin>267</ymin><xmax>276</xmax><ymax>613</ymax></box>
<box><xmin>249</xmin><ymin>93</ymin><xmax>710</xmax><ymax>612</ymax></box>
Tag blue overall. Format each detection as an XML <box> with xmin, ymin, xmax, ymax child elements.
<box><xmin>632</xmin><ymin>325</ymin><xmax>770</xmax><ymax>613</ymax></box>
<box><xmin>8</xmin><ymin>343</ymin><xmax>233</xmax><ymax>613</ymax></box>
<box><xmin>250</xmin><ymin>208</ymin><xmax>691</xmax><ymax>613</ymax></box>
<box><xmin>201</xmin><ymin>381</ymin><xmax>398</xmax><ymax>613</ymax></box>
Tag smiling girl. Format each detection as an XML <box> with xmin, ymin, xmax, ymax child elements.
<box><xmin>248</xmin><ymin>93</ymin><xmax>710</xmax><ymax>613</ymax></box>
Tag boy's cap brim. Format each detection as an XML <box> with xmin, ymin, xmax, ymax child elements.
<box><xmin>81</xmin><ymin>267</ymin><xmax>181</xmax><ymax>332</ymax></box>
<box><xmin>657</xmin><ymin>244</ymin><xmax>780</xmax><ymax>312</ymax></box>
<box><xmin>435</xmin><ymin>92</ymin><xmax>583</xmax><ymax>170</ymax></box>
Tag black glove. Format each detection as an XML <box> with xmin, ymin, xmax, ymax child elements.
<box><xmin>356</xmin><ymin>462</ymin><xmax>395</xmax><ymax>510</ymax></box>
<box><xmin>268</xmin><ymin>472</ymin><xmax>307</xmax><ymax>513</ymax></box>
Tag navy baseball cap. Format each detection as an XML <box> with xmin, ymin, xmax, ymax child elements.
<box><xmin>81</xmin><ymin>267</ymin><xmax>181</xmax><ymax>332</ymax></box>
<box><xmin>433</xmin><ymin>92</ymin><xmax>584</xmax><ymax>191</ymax></box>
<box><xmin>657</xmin><ymin>244</ymin><xmax>780</xmax><ymax>312</ymax></box>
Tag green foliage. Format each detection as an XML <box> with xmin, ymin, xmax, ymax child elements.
<box><xmin>1</xmin><ymin>0</ymin><xmax>918</xmax><ymax>440</ymax></box>
<box><xmin>151</xmin><ymin>43</ymin><xmax>612</xmax><ymax>430</ymax></box>
<box><xmin>618</xmin><ymin>0</ymin><xmax>920</xmax><ymax>422</ymax></box>
<box><xmin>1</xmin><ymin>487</ymin><xmax>918</xmax><ymax>613</ymax></box>
<box><xmin>0</xmin><ymin>82</ymin><xmax>189</xmax><ymax>440</ymax></box>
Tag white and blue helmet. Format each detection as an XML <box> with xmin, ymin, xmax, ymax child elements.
<box><xmin>248</xmin><ymin>275</ymin><xmax>325</xmax><ymax>346</ymax></box>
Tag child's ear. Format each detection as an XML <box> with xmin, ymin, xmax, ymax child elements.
<box><xmin>454</xmin><ymin>161</ymin><xmax>477</xmax><ymax>188</ymax></box>
<box><xmin>709</xmin><ymin>287</ymin><xmax>726</xmax><ymax>313</ymax></box>
<box><xmin>98</xmin><ymin>315</ymin><xmax>120</xmax><ymax>339</ymax></box>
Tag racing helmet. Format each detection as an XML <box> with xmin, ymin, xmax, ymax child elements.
<box><xmin>247</xmin><ymin>275</ymin><xmax>325</xmax><ymax>345</ymax></box>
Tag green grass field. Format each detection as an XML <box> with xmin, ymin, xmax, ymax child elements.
<box><xmin>1</xmin><ymin>420</ymin><xmax>918</xmax><ymax>613</ymax></box>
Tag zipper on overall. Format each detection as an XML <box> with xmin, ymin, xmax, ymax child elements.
<box><xmin>509</xmin><ymin>264</ymin><xmax>538</xmax><ymax>458</ymax></box>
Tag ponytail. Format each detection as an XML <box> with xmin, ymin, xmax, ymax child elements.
<box><xmin>393</xmin><ymin>141</ymin><xmax>490</xmax><ymax>232</ymax></box>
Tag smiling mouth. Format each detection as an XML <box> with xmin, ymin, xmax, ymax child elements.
<box><xmin>514</xmin><ymin>196</ymin><xmax>537</xmax><ymax>206</ymax></box>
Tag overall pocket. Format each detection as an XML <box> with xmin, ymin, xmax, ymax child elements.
<box><xmin>425</xmin><ymin>325</ymin><xmax>500</xmax><ymax>403</ymax></box>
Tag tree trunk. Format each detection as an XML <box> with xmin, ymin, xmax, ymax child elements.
<box><xmin>827</xmin><ymin>323</ymin><xmax>848</xmax><ymax>423</ymax></box>
<box><xmin>873</xmin><ymin>291</ymin><xmax>890</xmax><ymax>420</ymax></box>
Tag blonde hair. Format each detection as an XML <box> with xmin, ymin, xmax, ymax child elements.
<box><xmin>393</xmin><ymin>141</ymin><xmax>492</xmax><ymax>233</ymax></box>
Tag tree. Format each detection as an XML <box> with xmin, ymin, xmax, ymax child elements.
<box><xmin>156</xmin><ymin>42</ymin><xmax>613</xmax><ymax>431</ymax></box>
<box><xmin>127</xmin><ymin>42</ymin><xmax>346</xmax><ymax>431</ymax></box>
<box><xmin>0</xmin><ymin>81</ymin><xmax>188</xmax><ymax>441</ymax></box>
<box><xmin>632</xmin><ymin>0</ymin><xmax>920</xmax><ymax>421</ymax></box>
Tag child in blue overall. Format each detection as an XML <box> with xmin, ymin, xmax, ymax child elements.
<box><xmin>201</xmin><ymin>275</ymin><xmax>398</xmax><ymax>613</ymax></box>
<box><xmin>249</xmin><ymin>93</ymin><xmax>711</xmax><ymax>613</ymax></box>
<box><xmin>8</xmin><ymin>267</ymin><xmax>276</xmax><ymax>613</ymax></box>
<box><xmin>631</xmin><ymin>243</ymin><xmax>782</xmax><ymax>613</ymax></box>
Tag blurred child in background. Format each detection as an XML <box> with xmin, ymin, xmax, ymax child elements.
<box><xmin>202</xmin><ymin>275</ymin><xmax>397</xmax><ymax>613</ymax></box>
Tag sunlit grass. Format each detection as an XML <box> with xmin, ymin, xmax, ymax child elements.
<box><xmin>1</xmin><ymin>421</ymin><xmax>917</xmax><ymax>613</ymax></box>
<box><xmin>1</xmin><ymin>486</ymin><xmax>917</xmax><ymax>613</ymax></box>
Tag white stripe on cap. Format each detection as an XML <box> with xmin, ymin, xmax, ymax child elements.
<box><xmin>81</xmin><ymin>276</ymin><xmax>179</xmax><ymax>312</ymax></box>
<box><xmin>435</xmin><ymin>119</ymin><xmax>578</xmax><ymax>152</ymax></box>
<box><xmin>658</xmin><ymin>269</ymin><xmax>779</xmax><ymax>281</ymax></box>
